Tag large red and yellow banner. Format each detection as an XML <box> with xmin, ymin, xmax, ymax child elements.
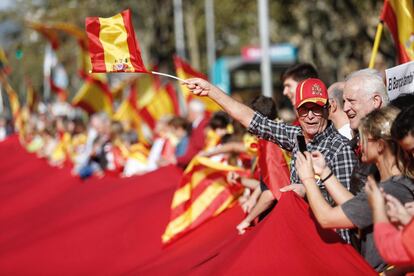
<box><xmin>174</xmin><ymin>55</ymin><xmax>221</xmax><ymax>112</ymax></box>
<box><xmin>86</xmin><ymin>9</ymin><xmax>148</xmax><ymax>73</ymax></box>
<box><xmin>381</xmin><ymin>0</ymin><xmax>414</xmax><ymax>63</ymax></box>
<box><xmin>162</xmin><ymin>156</ymin><xmax>244</xmax><ymax>244</ymax></box>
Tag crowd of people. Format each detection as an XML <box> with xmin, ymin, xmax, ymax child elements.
<box><xmin>1</xmin><ymin>62</ymin><xmax>414</xmax><ymax>273</ymax></box>
<box><xmin>184</xmin><ymin>65</ymin><xmax>414</xmax><ymax>273</ymax></box>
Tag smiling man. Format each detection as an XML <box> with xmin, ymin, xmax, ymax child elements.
<box><xmin>342</xmin><ymin>69</ymin><xmax>389</xmax><ymax>194</ymax></box>
<box><xmin>184</xmin><ymin>77</ymin><xmax>358</xmax><ymax>243</ymax></box>
<box><xmin>343</xmin><ymin>69</ymin><xmax>389</xmax><ymax>133</ymax></box>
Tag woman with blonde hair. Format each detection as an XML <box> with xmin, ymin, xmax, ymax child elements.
<box><xmin>294</xmin><ymin>106</ymin><xmax>414</xmax><ymax>272</ymax></box>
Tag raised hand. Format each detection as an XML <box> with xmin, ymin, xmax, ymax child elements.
<box><xmin>280</xmin><ymin>183</ymin><xmax>306</xmax><ymax>198</ymax></box>
<box><xmin>183</xmin><ymin>78</ymin><xmax>212</xmax><ymax>97</ymax></box>
<box><xmin>310</xmin><ymin>151</ymin><xmax>328</xmax><ymax>176</ymax></box>
<box><xmin>227</xmin><ymin>171</ymin><xmax>241</xmax><ymax>185</ymax></box>
<box><xmin>385</xmin><ymin>194</ymin><xmax>413</xmax><ymax>226</ymax></box>
<box><xmin>295</xmin><ymin>151</ymin><xmax>316</xmax><ymax>182</ymax></box>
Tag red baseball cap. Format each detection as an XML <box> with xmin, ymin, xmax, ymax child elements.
<box><xmin>295</xmin><ymin>78</ymin><xmax>328</xmax><ymax>109</ymax></box>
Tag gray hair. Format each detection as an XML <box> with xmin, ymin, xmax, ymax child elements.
<box><xmin>329</xmin><ymin>84</ymin><xmax>345</xmax><ymax>110</ymax></box>
<box><xmin>345</xmin><ymin>68</ymin><xmax>389</xmax><ymax>105</ymax></box>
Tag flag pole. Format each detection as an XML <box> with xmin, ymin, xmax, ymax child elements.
<box><xmin>368</xmin><ymin>21</ymin><xmax>384</xmax><ymax>69</ymax></box>
<box><xmin>151</xmin><ymin>71</ymin><xmax>187</xmax><ymax>83</ymax></box>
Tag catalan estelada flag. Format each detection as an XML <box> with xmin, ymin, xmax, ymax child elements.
<box><xmin>174</xmin><ymin>55</ymin><xmax>221</xmax><ymax>112</ymax></box>
<box><xmin>381</xmin><ymin>0</ymin><xmax>414</xmax><ymax>63</ymax></box>
<box><xmin>85</xmin><ymin>9</ymin><xmax>148</xmax><ymax>73</ymax></box>
<box><xmin>162</xmin><ymin>156</ymin><xmax>244</xmax><ymax>244</ymax></box>
<box><xmin>72</xmin><ymin>73</ymin><xmax>113</xmax><ymax>115</ymax></box>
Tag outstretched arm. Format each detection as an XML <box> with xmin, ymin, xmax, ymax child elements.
<box><xmin>296</xmin><ymin>151</ymin><xmax>355</xmax><ymax>229</ymax></box>
<box><xmin>184</xmin><ymin>78</ymin><xmax>255</xmax><ymax>128</ymax></box>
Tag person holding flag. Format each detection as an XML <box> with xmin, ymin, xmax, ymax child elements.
<box><xmin>183</xmin><ymin>77</ymin><xmax>358</xmax><ymax>243</ymax></box>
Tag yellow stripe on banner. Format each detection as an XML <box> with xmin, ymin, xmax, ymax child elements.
<box><xmin>171</xmin><ymin>183</ymin><xmax>192</xmax><ymax>209</ymax></box>
<box><xmin>162</xmin><ymin>181</ymin><xmax>227</xmax><ymax>243</ymax></box>
<box><xmin>99</xmin><ymin>13</ymin><xmax>135</xmax><ymax>72</ymax></box>
<box><xmin>213</xmin><ymin>187</ymin><xmax>235</xmax><ymax>216</ymax></box>
<box><xmin>184</xmin><ymin>156</ymin><xmax>240</xmax><ymax>174</ymax></box>
<box><xmin>171</xmin><ymin>167</ymin><xmax>217</xmax><ymax>209</ymax></box>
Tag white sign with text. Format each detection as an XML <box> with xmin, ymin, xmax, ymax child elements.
<box><xmin>385</xmin><ymin>61</ymin><xmax>414</xmax><ymax>101</ymax></box>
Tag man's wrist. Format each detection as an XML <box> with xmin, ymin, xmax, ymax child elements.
<box><xmin>320</xmin><ymin>168</ymin><xmax>332</xmax><ymax>180</ymax></box>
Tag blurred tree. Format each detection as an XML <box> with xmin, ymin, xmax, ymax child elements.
<box><xmin>0</xmin><ymin>0</ymin><xmax>395</xmax><ymax>100</ymax></box>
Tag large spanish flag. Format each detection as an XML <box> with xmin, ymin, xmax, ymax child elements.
<box><xmin>72</xmin><ymin>73</ymin><xmax>113</xmax><ymax>115</ymax></box>
<box><xmin>173</xmin><ymin>55</ymin><xmax>221</xmax><ymax>112</ymax></box>
<box><xmin>85</xmin><ymin>9</ymin><xmax>148</xmax><ymax>73</ymax></box>
<box><xmin>162</xmin><ymin>156</ymin><xmax>244</xmax><ymax>244</ymax></box>
<box><xmin>381</xmin><ymin>0</ymin><xmax>414</xmax><ymax>63</ymax></box>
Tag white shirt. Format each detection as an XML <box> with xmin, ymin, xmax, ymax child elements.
<box><xmin>338</xmin><ymin>123</ymin><xmax>353</xmax><ymax>140</ymax></box>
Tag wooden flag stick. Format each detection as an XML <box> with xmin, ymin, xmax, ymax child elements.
<box><xmin>151</xmin><ymin>71</ymin><xmax>187</xmax><ymax>83</ymax></box>
<box><xmin>368</xmin><ymin>21</ymin><xmax>384</xmax><ymax>69</ymax></box>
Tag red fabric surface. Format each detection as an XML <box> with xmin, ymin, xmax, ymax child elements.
<box><xmin>0</xmin><ymin>136</ymin><xmax>375</xmax><ymax>275</ymax></box>
<box><xmin>258</xmin><ymin>139</ymin><xmax>290</xmax><ymax>200</ymax></box>
<box><xmin>176</xmin><ymin>117</ymin><xmax>209</xmax><ymax>167</ymax></box>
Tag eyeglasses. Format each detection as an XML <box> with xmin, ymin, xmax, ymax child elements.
<box><xmin>297</xmin><ymin>105</ymin><xmax>328</xmax><ymax>117</ymax></box>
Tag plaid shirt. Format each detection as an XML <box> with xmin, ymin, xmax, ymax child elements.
<box><xmin>248</xmin><ymin>112</ymin><xmax>358</xmax><ymax>242</ymax></box>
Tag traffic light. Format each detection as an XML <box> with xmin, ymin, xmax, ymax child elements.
<box><xmin>15</xmin><ymin>45</ymin><xmax>23</xmax><ymax>60</ymax></box>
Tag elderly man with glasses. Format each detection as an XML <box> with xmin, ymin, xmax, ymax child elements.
<box><xmin>184</xmin><ymin>77</ymin><xmax>358</xmax><ymax>243</ymax></box>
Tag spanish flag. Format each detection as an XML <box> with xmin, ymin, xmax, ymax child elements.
<box><xmin>49</xmin><ymin>22</ymin><xmax>92</xmax><ymax>74</ymax></box>
<box><xmin>85</xmin><ymin>9</ymin><xmax>148</xmax><ymax>73</ymax></box>
<box><xmin>27</xmin><ymin>21</ymin><xmax>60</xmax><ymax>50</ymax></box>
<box><xmin>113</xmin><ymin>83</ymin><xmax>148</xmax><ymax>144</ymax></box>
<box><xmin>162</xmin><ymin>156</ymin><xmax>244</xmax><ymax>244</ymax></box>
<box><xmin>128</xmin><ymin>74</ymin><xmax>179</xmax><ymax>129</ymax></box>
<box><xmin>257</xmin><ymin>139</ymin><xmax>291</xmax><ymax>200</ymax></box>
<box><xmin>381</xmin><ymin>0</ymin><xmax>414</xmax><ymax>63</ymax></box>
<box><xmin>0</xmin><ymin>47</ymin><xmax>10</xmax><ymax>74</ymax></box>
<box><xmin>0</xmin><ymin>73</ymin><xmax>21</xmax><ymax>129</ymax></box>
<box><xmin>142</xmin><ymin>83</ymin><xmax>179</xmax><ymax>125</ymax></box>
<box><xmin>25</xmin><ymin>79</ymin><xmax>37</xmax><ymax>112</ymax></box>
<box><xmin>72</xmin><ymin>73</ymin><xmax>113</xmax><ymax>115</ymax></box>
<box><xmin>173</xmin><ymin>55</ymin><xmax>221</xmax><ymax>112</ymax></box>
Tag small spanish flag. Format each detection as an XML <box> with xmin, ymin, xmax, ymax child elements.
<box><xmin>85</xmin><ymin>9</ymin><xmax>148</xmax><ymax>73</ymax></box>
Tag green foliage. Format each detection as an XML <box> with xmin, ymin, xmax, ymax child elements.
<box><xmin>0</xmin><ymin>0</ymin><xmax>395</xmax><ymax>99</ymax></box>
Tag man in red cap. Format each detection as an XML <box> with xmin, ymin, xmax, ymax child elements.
<box><xmin>183</xmin><ymin>77</ymin><xmax>358</xmax><ymax>243</ymax></box>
